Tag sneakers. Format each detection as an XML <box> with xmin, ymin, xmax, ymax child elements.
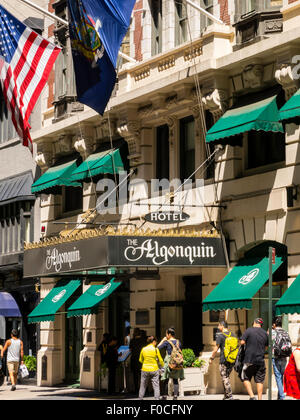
<box><xmin>249</xmin><ymin>397</ymin><xmax>257</xmax><ymax>400</ymax></box>
<box><xmin>10</xmin><ymin>385</ymin><xmax>16</xmax><ymax>391</ymax></box>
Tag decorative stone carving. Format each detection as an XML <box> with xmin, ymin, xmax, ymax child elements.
<box><xmin>134</xmin><ymin>66</ymin><xmax>150</xmax><ymax>81</ymax></box>
<box><xmin>74</xmin><ymin>137</ymin><xmax>94</xmax><ymax>158</ymax></box>
<box><xmin>35</xmin><ymin>143</ymin><xmax>54</xmax><ymax>171</ymax></box>
<box><xmin>275</xmin><ymin>64</ymin><xmax>299</xmax><ymax>101</ymax></box>
<box><xmin>184</xmin><ymin>42</ymin><xmax>203</xmax><ymax>62</ymax></box>
<box><xmin>117</xmin><ymin>120</ymin><xmax>141</xmax><ymax>165</ymax></box>
<box><xmin>242</xmin><ymin>64</ymin><xmax>264</xmax><ymax>89</ymax></box>
<box><xmin>162</xmin><ymin>116</ymin><xmax>177</xmax><ymax>148</ymax></box>
<box><xmin>202</xmin><ymin>89</ymin><xmax>228</xmax><ymax>122</ymax></box>
<box><xmin>158</xmin><ymin>55</ymin><xmax>175</xmax><ymax>72</ymax></box>
<box><xmin>52</xmin><ymin>135</ymin><xmax>72</xmax><ymax>156</ymax></box>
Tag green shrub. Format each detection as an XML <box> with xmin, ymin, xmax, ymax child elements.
<box><xmin>23</xmin><ymin>355</ymin><xmax>37</xmax><ymax>372</ymax></box>
<box><xmin>192</xmin><ymin>358</ymin><xmax>206</xmax><ymax>368</ymax></box>
<box><xmin>182</xmin><ymin>348</ymin><xmax>196</xmax><ymax>368</ymax></box>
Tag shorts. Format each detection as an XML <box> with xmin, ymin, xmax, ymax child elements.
<box><xmin>7</xmin><ymin>361</ymin><xmax>19</xmax><ymax>374</ymax></box>
<box><xmin>243</xmin><ymin>364</ymin><xmax>266</xmax><ymax>384</ymax></box>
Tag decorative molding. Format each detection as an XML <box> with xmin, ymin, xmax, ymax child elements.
<box><xmin>184</xmin><ymin>42</ymin><xmax>203</xmax><ymax>62</ymax></box>
<box><xmin>242</xmin><ymin>64</ymin><xmax>264</xmax><ymax>89</ymax></box>
<box><xmin>74</xmin><ymin>137</ymin><xmax>94</xmax><ymax>158</ymax></box>
<box><xmin>202</xmin><ymin>89</ymin><xmax>228</xmax><ymax>122</ymax></box>
<box><xmin>158</xmin><ymin>55</ymin><xmax>175</xmax><ymax>72</ymax></box>
<box><xmin>117</xmin><ymin>120</ymin><xmax>141</xmax><ymax>165</ymax></box>
<box><xmin>134</xmin><ymin>66</ymin><xmax>150</xmax><ymax>81</ymax></box>
<box><xmin>52</xmin><ymin>134</ymin><xmax>72</xmax><ymax>156</ymax></box>
<box><xmin>275</xmin><ymin>64</ymin><xmax>299</xmax><ymax>100</ymax></box>
<box><xmin>163</xmin><ymin>116</ymin><xmax>177</xmax><ymax>147</ymax></box>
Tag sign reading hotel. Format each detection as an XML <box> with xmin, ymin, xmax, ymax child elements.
<box><xmin>24</xmin><ymin>234</ymin><xmax>227</xmax><ymax>278</ymax></box>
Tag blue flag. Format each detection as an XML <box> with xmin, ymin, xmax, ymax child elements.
<box><xmin>67</xmin><ymin>0</ymin><xmax>136</xmax><ymax>115</ymax></box>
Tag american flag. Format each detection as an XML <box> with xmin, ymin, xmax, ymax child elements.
<box><xmin>0</xmin><ymin>5</ymin><xmax>60</xmax><ymax>152</ymax></box>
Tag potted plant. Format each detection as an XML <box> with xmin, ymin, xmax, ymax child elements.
<box><xmin>181</xmin><ymin>349</ymin><xmax>208</xmax><ymax>396</ymax></box>
<box><xmin>23</xmin><ymin>355</ymin><xmax>37</xmax><ymax>378</ymax></box>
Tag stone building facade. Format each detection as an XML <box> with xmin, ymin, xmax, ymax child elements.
<box><xmin>23</xmin><ymin>0</ymin><xmax>300</xmax><ymax>394</ymax></box>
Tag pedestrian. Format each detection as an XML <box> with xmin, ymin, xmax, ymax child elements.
<box><xmin>98</xmin><ymin>332</ymin><xmax>111</xmax><ymax>364</ymax></box>
<box><xmin>130</xmin><ymin>328</ymin><xmax>147</xmax><ymax>394</ymax></box>
<box><xmin>210</xmin><ymin>320</ymin><xmax>238</xmax><ymax>400</ymax></box>
<box><xmin>158</xmin><ymin>326</ymin><xmax>184</xmax><ymax>400</ymax></box>
<box><xmin>138</xmin><ymin>336</ymin><xmax>164</xmax><ymax>400</ymax></box>
<box><xmin>0</xmin><ymin>329</ymin><xmax>24</xmax><ymax>391</ymax></box>
<box><xmin>240</xmin><ymin>318</ymin><xmax>268</xmax><ymax>400</ymax></box>
<box><xmin>271</xmin><ymin>316</ymin><xmax>292</xmax><ymax>400</ymax></box>
<box><xmin>124</xmin><ymin>326</ymin><xmax>131</xmax><ymax>347</ymax></box>
<box><xmin>0</xmin><ymin>338</ymin><xmax>4</xmax><ymax>387</ymax></box>
<box><xmin>105</xmin><ymin>336</ymin><xmax>119</xmax><ymax>395</ymax></box>
<box><xmin>284</xmin><ymin>346</ymin><xmax>300</xmax><ymax>400</ymax></box>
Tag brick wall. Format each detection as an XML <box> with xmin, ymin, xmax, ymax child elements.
<box><xmin>218</xmin><ymin>0</ymin><xmax>231</xmax><ymax>25</ymax></box>
<box><xmin>133</xmin><ymin>0</ymin><xmax>143</xmax><ymax>61</ymax></box>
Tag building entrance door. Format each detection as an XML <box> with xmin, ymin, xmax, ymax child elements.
<box><xmin>65</xmin><ymin>287</ymin><xmax>83</xmax><ymax>383</ymax></box>
<box><xmin>182</xmin><ymin>276</ymin><xmax>203</xmax><ymax>354</ymax></box>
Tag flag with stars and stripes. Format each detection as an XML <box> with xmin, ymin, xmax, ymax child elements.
<box><xmin>0</xmin><ymin>5</ymin><xmax>60</xmax><ymax>152</ymax></box>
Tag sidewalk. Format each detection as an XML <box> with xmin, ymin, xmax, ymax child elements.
<box><xmin>0</xmin><ymin>381</ymin><xmax>292</xmax><ymax>400</ymax></box>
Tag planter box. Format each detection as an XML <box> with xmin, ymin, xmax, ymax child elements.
<box><xmin>180</xmin><ymin>367</ymin><xmax>208</xmax><ymax>396</ymax></box>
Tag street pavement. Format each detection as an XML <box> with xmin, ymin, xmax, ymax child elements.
<box><xmin>0</xmin><ymin>380</ymin><xmax>293</xmax><ymax>400</ymax></box>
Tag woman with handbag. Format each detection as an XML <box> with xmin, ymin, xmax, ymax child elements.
<box><xmin>138</xmin><ymin>336</ymin><xmax>164</xmax><ymax>400</ymax></box>
<box><xmin>158</xmin><ymin>327</ymin><xmax>185</xmax><ymax>400</ymax></box>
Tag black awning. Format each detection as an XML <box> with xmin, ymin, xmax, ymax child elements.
<box><xmin>0</xmin><ymin>171</ymin><xmax>34</xmax><ymax>205</ymax></box>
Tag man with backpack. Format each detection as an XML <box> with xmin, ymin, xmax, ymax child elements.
<box><xmin>272</xmin><ymin>316</ymin><xmax>292</xmax><ymax>400</ymax></box>
<box><xmin>210</xmin><ymin>320</ymin><xmax>239</xmax><ymax>400</ymax></box>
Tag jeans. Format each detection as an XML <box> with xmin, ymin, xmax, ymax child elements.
<box><xmin>272</xmin><ymin>358</ymin><xmax>287</xmax><ymax>400</ymax></box>
<box><xmin>139</xmin><ymin>370</ymin><xmax>160</xmax><ymax>400</ymax></box>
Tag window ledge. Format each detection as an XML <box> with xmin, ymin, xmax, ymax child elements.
<box><xmin>243</xmin><ymin>161</ymin><xmax>285</xmax><ymax>177</ymax></box>
<box><xmin>0</xmin><ymin>137</ymin><xmax>20</xmax><ymax>150</ymax></box>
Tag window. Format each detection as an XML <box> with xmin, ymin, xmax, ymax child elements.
<box><xmin>150</xmin><ymin>0</ymin><xmax>162</xmax><ymax>55</ymax></box>
<box><xmin>0</xmin><ymin>89</ymin><xmax>17</xmax><ymax>144</ymax></box>
<box><xmin>200</xmin><ymin>0</ymin><xmax>214</xmax><ymax>29</ymax></box>
<box><xmin>156</xmin><ymin>124</ymin><xmax>169</xmax><ymax>180</ymax></box>
<box><xmin>0</xmin><ymin>202</ymin><xmax>32</xmax><ymax>254</ymax></box>
<box><xmin>180</xmin><ymin>116</ymin><xmax>195</xmax><ymax>182</ymax></box>
<box><xmin>246</xmin><ymin>131</ymin><xmax>285</xmax><ymax>170</ymax></box>
<box><xmin>63</xmin><ymin>187</ymin><xmax>83</xmax><ymax>214</ymax></box>
<box><xmin>175</xmin><ymin>0</ymin><xmax>188</xmax><ymax>46</ymax></box>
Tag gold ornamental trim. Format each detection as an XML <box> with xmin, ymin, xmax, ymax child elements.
<box><xmin>24</xmin><ymin>226</ymin><xmax>220</xmax><ymax>250</ymax></box>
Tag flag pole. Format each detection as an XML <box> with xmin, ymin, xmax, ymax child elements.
<box><xmin>15</xmin><ymin>0</ymin><xmax>137</xmax><ymax>63</ymax></box>
<box><xmin>184</xmin><ymin>0</ymin><xmax>226</xmax><ymax>25</ymax></box>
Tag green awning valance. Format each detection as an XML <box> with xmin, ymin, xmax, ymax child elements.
<box><xmin>31</xmin><ymin>158</ymin><xmax>81</xmax><ymax>193</ymax></box>
<box><xmin>206</xmin><ymin>95</ymin><xmax>284</xmax><ymax>145</ymax></box>
<box><xmin>67</xmin><ymin>279</ymin><xmax>121</xmax><ymax>318</ymax></box>
<box><xmin>71</xmin><ymin>149</ymin><xmax>124</xmax><ymax>182</ymax></box>
<box><xmin>279</xmin><ymin>89</ymin><xmax>300</xmax><ymax>124</ymax></box>
<box><xmin>28</xmin><ymin>279</ymin><xmax>81</xmax><ymax>323</ymax></box>
<box><xmin>202</xmin><ymin>255</ymin><xmax>285</xmax><ymax>312</ymax></box>
<box><xmin>276</xmin><ymin>274</ymin><xmax>300</xmax><ymax>315</ymax></box>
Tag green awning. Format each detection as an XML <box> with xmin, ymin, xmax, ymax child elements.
<box><xmin>206</xmin><ymin>95</ymin><xmax>284</xmax><ymax>145</ymax></box>
<box><xmin>28</xmin><ymin>279</ymin><xmax>81</xmax><ymax>323</ymax></box>
<box><xmin>67</xmin><ymin>279</ymin><xmax>121</xmax><ymax>318</ymax></box>
<box><xmin>71</xmin><ymin>149</ymin><xmax>124</xmax><ymax>182</ymax></box>
<box><xmin>202</xmin><ymin>255</ymin><xmax>285</xmax><ymax>312</ymax></box>
<box><xmin>31</xmin><ymin>158</ymin><xmax>81</xmax><ymax>194</ymax></box>
<box><xmin>276</xmin><ymin>274</ymin><xmax>300</xmax><ymax>315</ymax></box>
<box><xmin>279</xmin><ymin>89</ymin><xmax>300</xmax><ymax>123</ymax></box>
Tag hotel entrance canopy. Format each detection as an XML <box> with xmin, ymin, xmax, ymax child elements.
<box><xmin>279</xmin><ymin>89</ymin><xmax>300</xmax><ymax>124</ymax></box>
<box><xmin>202</xmin><ymin>254</ymin><xmax>286</xmax><ymax>312</ymax></box>
<box><xmin>23</xmin><ymin>231</ymin><xmax>227</xmax><ymax>278</ymax></box>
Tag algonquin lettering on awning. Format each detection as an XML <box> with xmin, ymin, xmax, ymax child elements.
<box><xmin>23</xmin><ymin>228</ymin><xmax>227</xmax><ymax>277</ymax></box>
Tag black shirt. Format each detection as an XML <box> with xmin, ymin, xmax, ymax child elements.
<box><xmin>216</xmin><ymin>330</ymin><xmax>236</xmax><ymax>364</ymax></box>
<box><xmin>241</xmin><ymin>327</ymin><xmax>268</xmax><ymax>366</ymax></box>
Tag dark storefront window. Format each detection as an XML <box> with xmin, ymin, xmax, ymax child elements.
<box><xmin>180</xmin><ymin>116</ymin><xmax>195</xmax><ymax>182</ymax></box>
<box><xmin>247</xmin><ymin>131</ymin><xmax>285</xmax><ymax>170</ymax></box>
<box><xmin>63</xmin><ymin>187</ymin><xmax>83</xmax><ymax>214</ymax></box>
<box><xmin>156</xmin><ymin>124</ymin><xmax>169</xmax><ymax>181</ymax></box>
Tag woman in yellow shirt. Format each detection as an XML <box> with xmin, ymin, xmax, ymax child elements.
<box><xmin>138</xmin><ymin>336</ymin><xmax>164</xmax><ymax>400</ymax></box>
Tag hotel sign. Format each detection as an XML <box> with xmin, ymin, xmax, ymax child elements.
<box><xmin>144</xmin><ymin>211</ymin><xmax>190</xmax><ymax>224</ymax></box>
<box><xmin>24</xmin><ymin>235</ymin><xmax>226</xmax><ymax>278</ymax></box>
